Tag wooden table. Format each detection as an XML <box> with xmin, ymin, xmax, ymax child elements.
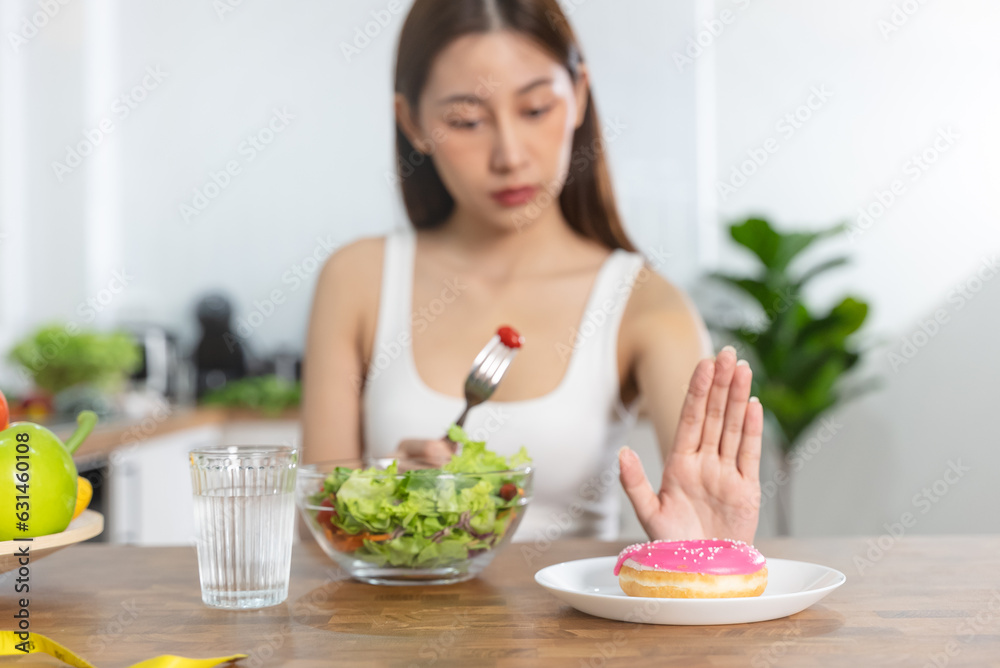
<box><xmin>3</xmin><ymin>536</ymin><xmax>999</xmax><ymax>667</ymax></box>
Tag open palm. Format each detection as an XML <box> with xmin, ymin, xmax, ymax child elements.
<box><xmin>619</xmin><ymin>346</ymin><xmax>763</xmax><ymax>544</ymax></box>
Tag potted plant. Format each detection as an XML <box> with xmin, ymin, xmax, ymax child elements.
<box><xmin>7</xmin><ymin>324</ymin><xmax>142</xmax><ymax>419</ymax></box>
<box><xmin>200</xmin><ymin>374</ymin><xmax>302</xmax><ymax>418</ymax></box>
<box><xmin>702</xmin><ymin>217</ymin><xmax>882</xmax><ymax>535</ymax></box>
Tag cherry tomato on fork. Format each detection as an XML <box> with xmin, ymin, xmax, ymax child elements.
<box><xmin>497</xmin><ymin>326</ymin><xmax>523</xmax><ymax>348</ymax></box>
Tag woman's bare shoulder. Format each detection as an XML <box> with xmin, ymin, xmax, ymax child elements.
<box><xmin>311</xmin><ymin>235</ymin><xmax>386</xmax><ymax>333</ymax></box>
<box><xmin>621</xmin><ymin>264</ymin><xmax>713</xmax><ymax>357</ymax></box>
<box><xmin>309</xmin><ymin>234</ymin><xmax>388</xmax><ymax>362</ymax></box>
<box><xmin>318</xmin><ymin>235</ymin><xmax>385</xmax><ymax>287</ymax></box>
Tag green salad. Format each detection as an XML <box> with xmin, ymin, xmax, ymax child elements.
<box><xmin>307</xmin><ymin>425</ymin><xmax>532</xmax><ymax>569</ymax></box>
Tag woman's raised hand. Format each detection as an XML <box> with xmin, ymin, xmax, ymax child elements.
<box><xmin>618</xmin><ymin>345</ymin><xmax>763</xmax><ymax>544</ymax></box>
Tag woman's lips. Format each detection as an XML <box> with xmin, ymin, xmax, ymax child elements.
<box><xmin>491</xmin><ymin>186</ymin><xmax>538</xmax><ymax>207</ymax></box>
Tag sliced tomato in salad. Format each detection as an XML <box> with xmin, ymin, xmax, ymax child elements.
<box><xmin>315</xmin><ymin>497</ymin><xmax>337</xmax><ymax>526</ymax></box>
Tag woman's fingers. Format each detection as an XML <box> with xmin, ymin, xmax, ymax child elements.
<box><xmin>737</xmin><ymin>397</ymin><xmax>764</xmax><ymax>480</ymax></box>
<box><xmin>393</xmin><ymin>439</ymin><xmax>456</xmax><ymax>465</ymax></box>
<box><xmin>672</xmin><ymin>357</ymin><xmax>716</xmax><ymax>456</ymax></box>
<box><xmin>719</xmin><ymin>360</ymin><xmax>753</xmax><ymax>462</ymax></box>
<box><xmin>698</xmin><ymin>346</ymin><xmax>739</xmax><ymax>453</ymax></box>
<box><xmin>618</xmin><ymin>446</ymin><xmax>660</xmax><ymax>527</ymax></box>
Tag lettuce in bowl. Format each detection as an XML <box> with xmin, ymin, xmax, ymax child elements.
<box><xmin>298</xmin><ymin>426</ymin><xmax>533</xmax><ymax>583</ymax></box>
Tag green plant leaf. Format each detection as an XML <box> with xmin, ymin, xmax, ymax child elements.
<box><xmin>773</xmin><ymin>222</ymin><xmax>849</xmax><ymax>273</ymax></box>
<box><xmin>707</xmin><ymin>273</ymin><xmax>787</xmax><ymax>313</ymax></box>
<box><xmin>729</xmin><ymin>218</ymin><xmax>782</xmax><ymax>268</ymax></box>
<box><xmin>796</xmin><ymin>296</ymin><xmax>869</xmax><ymax>348</ymax></box>
<box><xmin>842</xmin><ymin>350</ymin><xmax>861</xmax><ymax>372</ymax></box>
<box><xmin>794</xmin><ymin>256</ymin><xmax>850</xmax><ymax>288</ymax></box>
<box><xmin>729</xmin><ymin>218</ymin><xmax>849</xmax><ymax>274</ymax></box>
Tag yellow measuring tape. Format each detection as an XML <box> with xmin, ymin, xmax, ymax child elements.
<box><xmin>0</xmin><ymin>631</ymin><xmax>246</xmax><ymax>667</ymax></box>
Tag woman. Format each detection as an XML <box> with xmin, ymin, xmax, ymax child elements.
<box><xmin>302</xmin><ymin>0</ymin><xmax>762</xmax><ymax>545</ymax></box>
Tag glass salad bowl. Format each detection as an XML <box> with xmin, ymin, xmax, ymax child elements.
<box><xmin>296</xmin><ymin>444</ymin><xmax>533</xmax><ymax>585</ymax></box>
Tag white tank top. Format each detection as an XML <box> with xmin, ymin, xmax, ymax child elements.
<box><xmin>361</xmin><ymin>227</ymin><xmax>645</xmax><ymax>542</ymax></box>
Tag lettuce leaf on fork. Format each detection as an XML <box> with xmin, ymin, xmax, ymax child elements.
<box><xmin>445</xmin><ymin>425</ymin><xmax>531</xmax><ymax>473</ymax></box>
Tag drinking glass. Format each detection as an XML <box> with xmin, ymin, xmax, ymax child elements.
<box><xmin>189</xmin><ymin>445</ymin><xmax>298</xmax><ymax>609</ymax></box>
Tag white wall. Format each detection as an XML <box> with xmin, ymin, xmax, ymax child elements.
<box><xmin>0</xmin><ymin>0</ymin><xmax>90</xmax><ymax>379</ymax></box>
<box><xmin>0</xmin><ymin>0</ymin><xmax>704</xmax><ymax>387</ymax></box>
<box><xmin>705</xmin><ymin>0</ymin><xmax>1000</xmax><ymax>536</ymax></box>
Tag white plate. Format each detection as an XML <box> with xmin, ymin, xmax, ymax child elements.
<box><xmin>534</xmin><ymin>556</ymin><xmax>845</xmax><ymax>625</ymax></box>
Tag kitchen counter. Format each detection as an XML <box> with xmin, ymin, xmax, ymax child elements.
<box><xmin>4</xmin><ymin>535</ymin><xmax>1000</xmax><ymax>667</ymax></box>
<box><xmin>49</xmin><ymin>405</ymin><xmax>302</xmax><ymax>461</ymax></box>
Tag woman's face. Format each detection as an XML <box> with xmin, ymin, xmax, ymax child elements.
<box><xmin>396</xmin><ymin>30</ymin><xmax>589</xmax><ymax>232</ymax></box>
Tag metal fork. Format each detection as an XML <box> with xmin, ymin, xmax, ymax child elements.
<box><xmin>449</xmin><ymin>333</ymin><xmax>520</xmax><ymax>435</ymax></box>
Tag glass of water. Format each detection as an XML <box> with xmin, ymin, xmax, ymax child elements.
<box><xmin>189</xmin><ymin>445</ymin><xmax>298</xmax><ymax>609</ymax></box>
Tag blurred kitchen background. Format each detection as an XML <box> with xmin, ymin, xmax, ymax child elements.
<box><xmin>0</xmin><ymin>0</ymin><xmax>997</xmax><ymax>544</ymax></box>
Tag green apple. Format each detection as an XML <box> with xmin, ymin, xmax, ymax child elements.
<box><xmin>1</xmin><ymin>410</ymin><xmax>97</xmax><ymax>540</ymax></box>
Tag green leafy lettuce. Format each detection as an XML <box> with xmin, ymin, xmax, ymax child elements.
<box><xmin>307</xmin><ymin>426</ymin><xmax>531</xmax><ymax>569</ymax></box>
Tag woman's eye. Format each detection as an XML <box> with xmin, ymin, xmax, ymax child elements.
<box><xmin>524</xmin><ymin>104</ymin><xmax>554</xmax><ymax>119</ymax></box>
<box><xmin>447</xmin><ymin>118</ymin><xmax>481</xmax><ymax>130</ymax></box>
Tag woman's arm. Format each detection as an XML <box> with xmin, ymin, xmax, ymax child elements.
<box><xmin>622</xmin><ymin>272</ymin><xmax>714</xmax><ymax>462</ymax></box>
<box><xmin>300</xmin><ymin>238</ymin><xmax>383</xmax><ymax>465</ymax></box>
<box><xmin>617</xmin><ymin>268</ymin><xmax>764</xmax><ymax>543</ymax></box>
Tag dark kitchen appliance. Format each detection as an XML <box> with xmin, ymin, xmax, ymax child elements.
<box><xmin>193</xmin><ymin>293</ymin><xmax>248</xmax><ymax>398</ymax></box>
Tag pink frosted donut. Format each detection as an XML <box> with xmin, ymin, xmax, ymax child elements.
<box><xmin>614</xmin><ymin>539</ymin><xmax>768</xmax><ymax>598</ymax></box>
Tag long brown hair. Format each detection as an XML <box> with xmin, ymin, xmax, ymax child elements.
<box><xmin>393</xmin><ymin>0</ymin><xmax>636</xmax><ymax>252</ymax></box>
